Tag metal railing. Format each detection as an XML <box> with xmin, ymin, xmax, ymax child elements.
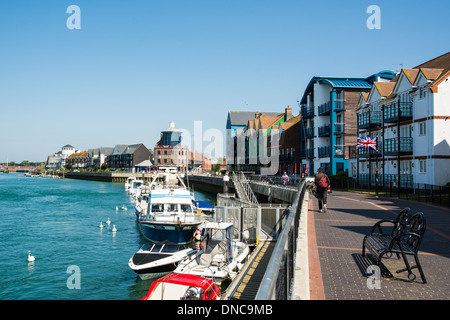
<box><xmin>255</xmin><ymin>181</ymin><xmax>307</xmax><ymax>300</ymax></box>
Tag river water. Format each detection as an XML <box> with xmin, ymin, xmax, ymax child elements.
<box><xmin>0</xmin><ymin>173</ymin><xmax>216</xmax><ymax>300</ymax></box>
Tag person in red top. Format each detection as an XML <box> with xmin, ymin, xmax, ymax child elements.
<box><xmin>314</xmin><ymin>167</ymin><xmax>331</xmax><ymax>212</ymax></box>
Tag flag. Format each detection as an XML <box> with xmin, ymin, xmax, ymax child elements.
<box><xmin>357</xmin><ymin>136</ymin><xmax>377</xmax><ymax>151</ymax></box>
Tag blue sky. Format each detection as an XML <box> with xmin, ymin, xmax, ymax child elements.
<box><xmin>1</xmin><ymin>0</ymin><xmax>449</xmax><ymax>162</ymax></box>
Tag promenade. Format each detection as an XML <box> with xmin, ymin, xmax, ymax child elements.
<box><xmin>304</xmin><ymin>190</ymin><xmax>450</xmax><ymax>300</ymax></box>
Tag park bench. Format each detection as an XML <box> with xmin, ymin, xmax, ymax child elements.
<box><xmin>362</xmin><ymin>208</ymin><xmax>427</xmax><ymax>284</ymax></box>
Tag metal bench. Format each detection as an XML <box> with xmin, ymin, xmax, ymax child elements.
<box><xmin>362</xmin><ymin>208</ymin><xmax>427</xmax><ymax>283</ymax></box>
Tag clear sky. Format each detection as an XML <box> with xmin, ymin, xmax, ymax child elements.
<box><xmin>1</xmin><ymin>0</ymin><xmax>449</xmax><ymax>162</ymax></box>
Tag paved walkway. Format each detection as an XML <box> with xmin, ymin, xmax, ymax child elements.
<box><xmin>306</xmin><ymin>190</ymin><xmax>450</xmax><ymax>300</ymax></box>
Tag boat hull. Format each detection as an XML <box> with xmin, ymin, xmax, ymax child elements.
<box><xmin>139</xmin><ymin>221</ymin><xmax>201</xmax><ymax>244</ymax></box>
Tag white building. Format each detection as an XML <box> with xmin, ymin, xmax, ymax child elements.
<box><xmin>356</xmin><ymin>52</ymin><xmax>450</xmax><ymax>187</ymax></box>
<box><xmin>46</xmin><ymin>144</ymin><xmax>79</xmax><ymax>169</ymax></box>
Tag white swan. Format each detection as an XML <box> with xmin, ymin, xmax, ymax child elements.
<box><xmin>116</xmin><ymin>206</ymin><xmax>119</xmax><ymax>211</ymax></box>
<box><xmin>106</xmin><ymin>217</ymin><xmax>111</xmax><ymax>225</ymax></box>
<box><xmin>99</xmin><ymin>222</ymin><xmax>104</xmax><ymax>228</ymax></box>
<box><xmin>27</xmin><ymin>251</ymin><xmax>35</xmax><ymax>262</ymax></box>
<box><xmin>112</xmin><ymin>225</ymin><xmax>117</xmax><ymax>232</ymax></box>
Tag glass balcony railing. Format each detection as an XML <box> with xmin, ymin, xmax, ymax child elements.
<box><xmin>318</xmin><ymin>146</ymin><xmax>331</xmax><ymax>158</ymax></box>
<box><xmin>383</xmin><ymin>101</ymin><xmax>413</xmax><ymax>123</ymax></box>
<box><xmin>383</xmin><ymin>137</ymin><xmax>413</xmax><ymax>155</ymax></box>
<box><xmin>358</xmin><ymin>111</ymin><xmax>382</xmax><ymax>129</ymax></box>
<box><xmin>318</xmin><ymin>125</ymin><xmax>330</xmax><ymax>137</ymax></box>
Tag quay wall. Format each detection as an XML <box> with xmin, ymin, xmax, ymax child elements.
<box><xmin>62</xmin><ymin>172</ymin><xmax>298</xmax><ymax>204</ymax></box>
<box><xmin>187</xmin><ymin>175</ymin><xmax>298</xmax><ymax>204</ymax></box>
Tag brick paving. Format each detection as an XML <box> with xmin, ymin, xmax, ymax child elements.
<box><xmin>307</xmin><ymin>190</ymin><xmax>450</xmax><ymax>300</ymax></box>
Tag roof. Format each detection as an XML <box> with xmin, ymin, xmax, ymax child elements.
<box><xmin>162</xmin><ymin>121</ymin><xmax>181</xmax><ymax>132</ymax></box>
<box><xmin>300</xmin><ymin>72</ymin><xmax>393</xmax><ymax>104</ymax></box>
<box><xmin>227</xmin><ymin>111</ymin><xmax>281</xmax><ymax>127</ymax></box>
<box><xmin>373</xmin><ymin>82</ymin><xmax>396</xmax><ymax>97</ymax></box>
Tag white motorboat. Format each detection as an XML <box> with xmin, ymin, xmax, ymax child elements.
<box><xmin>173</xmin><ymin>222</ymin><xmax>250</xmax><ymax>286</ymax></box>
<box><xmin>128</xmin><ymin>179</ymin><xmax>144</xmax><ymax>196</ymax></box>
<box><xmin>138</xmin><ymin>168</ymin><xmax>201</xmax><ymax>244</ymax></box>
<box><xmin>125</xmin><ymin>176</ymin><xmax>136</xmax><ymax>190</ymax></box>
<box><xmin>128</xmin><ymin>242</ymin><xmax>197</xmax><ymax>280</ymax></box>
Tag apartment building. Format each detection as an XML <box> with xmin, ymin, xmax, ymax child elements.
<box><xmin>356</xmin><ymin>52</ymin><xmax>450</xmax><ymax>187</ymax></box>
<box><xmin>299</xmin><ymin>71</ymin><xmax>395</xmax><ymax>175</ymax></box>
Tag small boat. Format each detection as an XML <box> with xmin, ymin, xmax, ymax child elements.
<box><xmin>141</xmin><ymin>273</ymin><xmax>220</xmax><ymax>300</ymax></box>
<box><xmin>128</xmin><ymin>179</ymin><xmax>144</xmax><ymax>196</ymax></box>
<box><xmin>138</xmin><ymin>168</ymin><xmax>201</xmax><ymax>244</ymax></box>
<box><xmin>195</xmin><ymin>200</ymin><xmax>215</xmax><ymax>214</ymax></box>
<box><xmin>128</xmin><ymin>242</ymin><xmax>197</xmax><ymax>279</ymax></box>
<box><xmin>173</xmin><ymin>222</ymin><xmax>250</xmax><ymax>286</ymax></box>
<box><xmin>125</xmin><ymin>176</ymin><xmax>136</xmax><ymax>190</ymax></box>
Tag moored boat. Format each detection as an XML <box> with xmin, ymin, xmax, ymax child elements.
<box><xmin>173</xmin><ymin>222</ymin><xmax>250</xmax><ymax>286</ymax></box>
<box><xmin>141</xmin><ymin>273</ymin><xmax>220</xmax><ymax>300</ymax></box>
<box><xmin>128</xmin><ymin>242</ymin><xmax>197</xmax><ymax>279</ymax></box>
<box><xmin>138</xmin><ymin>168</ymin><xmax>201</xmax><ymax>244</ymax></box>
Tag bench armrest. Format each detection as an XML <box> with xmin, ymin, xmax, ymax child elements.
<box><xmin>388</xmin><ymin>232</ymin><xmax>421</xmax><ymax>252</ymax></box>
<box><xmin>370</xmin><ymin>220</ymin><xmax>395</xmax><ymax>235</ymax></box>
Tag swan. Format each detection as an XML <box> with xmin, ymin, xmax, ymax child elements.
<box><xmin>27</xmin><ymin>251</ymin><xmax>35</xmax><ymax>262</ymax></box>
<box><xmin>99</xmin><ymin>222</ymin><xmax>104</xmax><ymax>228</ymax></box>
<box><xmin>106</xmin><ymin>217</ymin><xmax>111</xmax><ymax>225</ymax></box>
<box><xmin>112</xmin><ymin>225</ymin><xmax>117</xmax><ymax>232</ymax></box>
<box><xmin>123</xmin><ymin>206</ymin><xmax>127</xmax><ymax>211</ymax></box>
<box><xmin>116</xmin><ymin>206</ymin><xmax>119</xmax><ymax>211</ymax></box>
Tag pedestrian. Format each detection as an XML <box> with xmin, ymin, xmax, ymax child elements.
<box><xmin>282</xmin><ymin>172</ymin><xmax>289</xmax><ymax>187</ymax></box>
<box><xmin>314</xmin><ymin>167</ymin><xmax>330</xmax><ymax>212</ymax></box>
<box><xmin>223</xmin><ymin>171</ymin><xmax>229</xmax><ymax>193</ymax></box>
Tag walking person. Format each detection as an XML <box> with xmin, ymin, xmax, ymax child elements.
<box><xmin>314</xmin><ymin>167</ymin><xmax>331</xmax><ymax>212</ymax></box>
<box><xmin>282</xmin><ymin>172</ymin><xmax>289</xmax><ymax>187</ymax></box>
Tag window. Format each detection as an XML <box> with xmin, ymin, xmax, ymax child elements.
<box><xmin>419</xmin><ymin>159</ymin><xmax>426</xmax><ymax>173</ymax></box>
<box><xmin>419</xmin><ymin>122</ymin><xmax>426</xmax><ymax>136</ymax></box>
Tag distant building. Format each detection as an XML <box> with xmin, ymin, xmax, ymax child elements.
<box><xmin>154</xmin><ymin>122</ymin><xmax>189</xmax><ymax>172</ymax></box>
<box><xmin>65</xmin><ymin>151</ymin><xmax>89</xmax><ymax>168</ymax></box>
<box><xmin>356</xmin><ymin>52</ymin><xmax>450</xmax><ymax>187</ymax></box>
<box><xmin>87</xmin><ymin>147</ymin><xmax>114</xmax><ymax>168</ymax></box>
<box><xmin>46</xmin><ymin>144</ymin><xmax>80</xmax><ymax>169</ymax></box>
<box><xmin>106</xmin><ymin>143</ymin><xmax>152</xmax><ymax>172</ymax></box>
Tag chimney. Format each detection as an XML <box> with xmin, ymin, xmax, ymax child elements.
<box><xmin>285</xmin><ymin>105</ymin><xmax>292</xmax><ymax>120</ymax></box>
<box><xmin>255</xmin><ymin>111</ymin><xmax>261</xmax><ymax>118</ymax></box>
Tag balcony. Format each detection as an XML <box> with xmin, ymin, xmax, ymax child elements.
<box><xmin>334</xmin><ymin>123</ymin><xmax>345</xmax><ymax>135</ymax></box>
<box><xmin>318</xmin><ymin>101</ymin><xmax>331</xmax><ymax>116</ymax></box>
<box><xmin>357</xmin><ymin>144</ymin><xmax>382</xmax><ymax>158</ymax></box>
<box><xmin>318</xmin><ymin>125</ymin><xmax>330</xmax><ymax>137</ymax></box>
<box><xmin>305</xmin><ymin>127</ymin><xmax>315</xmax><ymax>139</ymax></box>
<box><xmin>334</xmin><ymin>145</ymin><xmax>345</xmax><ymax>158</ymax></box>
<box><xmin>358</xmin><ymin>111</ymin><xmax>382</xmax><ymax>129</ymax></box>
<box><xmin>334</xmin><ymin>100</ymin><xmax>346</xmax><ymax>112</ymax></box>
<box><xmin>318</xmin><ymin>146</ymin><xmax>331</xmax><ymax>158</ymax></box>
<box><xmin>306</xmin><ymin>148</ymin><xmax>315</xmax><ymax>159</ymax></box>
<box><xmin>383</xmin><ymin>101</ymin><xmax>413</xmax><ymax>123</ymax></box>
<box><xmin>301</xmin><ymin>106</ymin><xmax>315</xmax><ymax>119</ymax></box>
<box><xmin>383</xmin><ymin>137</ymin><xmax>413</xmax><ymax>155</ymax></box>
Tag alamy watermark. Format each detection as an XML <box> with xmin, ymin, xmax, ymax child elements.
<box><xmin>67</xmin><ymin>5</ymin><xmax>81</xmax><ymax>30</ymax></box>
<box><xmin>67</xmin><ymin>265</ymin><xmax>81</xmax><ymax>289</ymax></box>
<box><xmin>366</xmin><ymin>5</ymin><xmax>381</xmax><ymax>30</ymax></box>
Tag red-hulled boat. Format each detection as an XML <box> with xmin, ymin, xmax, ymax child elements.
<box><xmin>141</xmin><ymin>273</ymin><xmax>220</xmax><ymax>300</ymax></box>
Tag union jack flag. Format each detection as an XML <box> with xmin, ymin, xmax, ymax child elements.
<box><xmin>357</xmin><ymin>136</ymin><xmax>377</xmax><ymax>151</ymax></box>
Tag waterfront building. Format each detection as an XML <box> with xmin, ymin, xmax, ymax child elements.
<box><xmin>356</xmin><ymin>52</ymin><xmax>450</xmax><ymax>187</ymax></box>
<box><xmin>154</xmin><ymin>122</ymin><xmax>189</xmax><ymax>173</ymax></box>
<box><xmin>299</xmin><ymin>71</ymin><xmax>396</xmax><ymax>176</ymax></box>
<box><xmin>226</xmin><ymin>107</ymin><xmax>297</xmax><ymax>174</ymax></box>
<box><xmin>65</xmin><ymin>151</ymin><xmax>89</xmax><ymax>169</ymax></box>
<box><xmin>106</xmin><ymin>143</ymin><xmax>152</xmax><ymax>172</ymax></box>
<box><xmin>46</xmin><ymin>144</ymin><xmax>80</xmax><ymax>169</ymax></box>
<box><xmin>226</xmin><ymin>110</ymin><xmax>281</xmax><ymax>171</ymax></box>
<box><xmin>87</xmin><ymin>147</ymin><xmax>114</xmax><ymax>168</ymax></box>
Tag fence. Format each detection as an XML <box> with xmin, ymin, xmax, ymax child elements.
<box><xmin>330</xmin><ymin>177</ymin><xmax>450</xmax><ymax>208</ymax></box>
<box><xmin>255</xmin><ymin>180</ymin><xmax>307</xmax><ymax>300</ymax></box>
